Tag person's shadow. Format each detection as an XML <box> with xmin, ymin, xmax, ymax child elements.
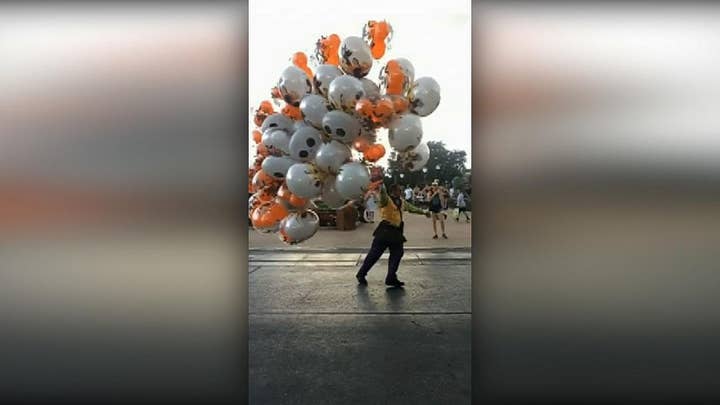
<box><xmin>385</xmin><ymin>286</ymin><xmax>406</xmax><ymax>312</ymax></box>
<box><xmin>356</xmin><ymin>284</ymin><xmax>376</xmax><ymax>312</ymax></box>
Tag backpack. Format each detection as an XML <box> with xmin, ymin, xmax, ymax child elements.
<box><xmin>430</xmin><ymin>193</ymin><xmax>441</xmax><ymax>209</ymax></box>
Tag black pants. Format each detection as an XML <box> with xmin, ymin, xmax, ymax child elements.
<box><xmin>357</xmin><ymin>237</ymin><xmax>404</xmax><ymax>281</ymax></box>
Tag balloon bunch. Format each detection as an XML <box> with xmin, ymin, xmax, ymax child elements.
<box><xmin>249</xmin><ymin>20</ymin><xmax>441</xmax><ymax>244</ymax></box>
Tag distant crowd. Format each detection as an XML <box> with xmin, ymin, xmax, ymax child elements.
<box><xmin>360</xmin><ymin>180</ymin><xmax>471</xmax><ymax>235</ymax></box>
<box><xmin>398</xmin><ymin>183</ymin><xmax>471</xmax><ymax>209</ymax></box>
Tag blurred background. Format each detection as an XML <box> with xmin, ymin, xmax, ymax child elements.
<box><xmin>0</xmin><ymin>3</ymin><xmax>246</xmax><ymax>403</ymax></box>
<box><xmin>474</xmin><ymin>2</ymin><xmax>720</xmax><ymax>403</ymax></box>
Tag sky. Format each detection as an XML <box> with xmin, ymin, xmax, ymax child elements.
<box><xmin>248</xmin><ymin>0</ymin><xmax>472</xmax><ymax>168</ymax></box>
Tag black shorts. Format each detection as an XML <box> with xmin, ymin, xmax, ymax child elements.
<box><xmin>458</xmin><ymin>207</ymin><xmax>467</xmax><ymax>212</ymax></box>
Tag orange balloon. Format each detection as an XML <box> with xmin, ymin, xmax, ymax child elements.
<box><xmin>374</xmin><ymin>99</ymin><xmax>395</xmax><ymax>123</ymax></box>
<box><xmin>355</xmin><ymin>98</ymin><xmax>373</xmax><ymax>118</ymax></box>
<box><xmin>251</xmin><ymin>200</ymin><xmax>288</xmax><ymax>230</ymax></box>
<box><xmin>255</xmin><ymin>189</ymin><xmax>274</xmax><ymax>202</ymax></box>
<box><xmin>254</xmin><ymin>100</ymin><xmax>275</xmax><ymax>127</ymax></box>
<box><xmin>364</xmin><ymin>144</ymin><xmax>386</xmax><ymax>162</ymax></box>
<box><xmin>257</xmin><ymin>143</ymin><xmax>269</xmax><ymax>157</ymax></box>
<box><xmin>252</xmin><ymin>169</ymin><xmax>276</xmax><ymax>191</ymax></box>
<box><xmin>250</xmin><ymin>205</ymin><xmax>266</xmax><ymax>227</ymax></box>
<box><xmin>288</xmin><ymin>194</ymin><xmax>307</xmax><ymax>208</ymax></box>
<box><xmin>276</xmin><ymin>184</ymin><xmax>292</xmax><ymax>201</ymax></box>
<box><xmin>383</xmin><ymin>60</ymin><xmax>407</xmax><ymax>96</ymax></box>
<box><xmin>315</xmin><ymin>34</ymin><xmax>341</xmax><ymax>66</ymax></box>
<box><xmin>270</xmin><ymin>86</ymin><xmax>283</xmax><ymax>101</ymax></box>
<box><xmin>264</xmin><ymin>201</ymin><xmax>289</xmax><ymax>223</ymax></box>
<box><xmin>282</xmin><ymin>104</ymin><xmax>303</xmax><ymax>121</ymax></box>
<box><xmin>365</xmin><ymin>20</ymin><xmax>392</xmax><ymax>59</ymax></box>
<box><xmin>249</xmin><ymin>194</ymin><xmax>263</xmax><ymax>214</ymax></box>
<box><xmin>252</xmin><ymin>130</ymin><xmax>262</xmax><ymax>144</ymax></box>
<box><xmin>253</xmin><ymin>155</ymin><xmax>265</xmax><ymax>171</ymax></box>
<box><xmin>356</xmin><ymin>97</ymin><xmax>395</xmax><ymax>126</ymax></box>
<box><xmin>292</xmin><ymin>51</ymin><xmax>313</xmax><ymax>79</ymax></box>
<box><xmin>248</xmin><ymin>168</ymin><xmax>257</xmax><ymax>193</ymax></box>
<box><xmin>353</xmin><ymin>136</ymin><xmax>371</xmax><ymax>153</ymax></box>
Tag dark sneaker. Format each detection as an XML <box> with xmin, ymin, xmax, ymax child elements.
<box><xmin>433</xmin><ymin>235</ymin><xmax>438</xmax><ymax>239</ymax></box>
<box><xmin>356</xmin><ymin>273</ymin><xmax>368</xmax><ymax>285</ymax></box>
<box><xmin>442</xmin><ymin>234</ymin><xmax>448</xmax><ymax>239</ymax></box>
<box><xmin>385</xmin><ymin>278</ymin><xmax>405</xmax><ymax>287</ymax></box>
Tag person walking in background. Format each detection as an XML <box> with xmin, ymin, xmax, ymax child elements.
<box><xmin>404</xmin><ymin>185</ymin><xmax>413</xmax><ymax>203</ymax></box>
<box><xmin>456</xmin><ymin>190</ymin><xmax>470</xmax><ymax>222</ymax></box>
<box><xmin>429</xmin><ymin>181</ymin><xmax>448</xmax><ymax>239</ymax></box>
<box><xmin>356</xmin><ymin>183</ymin><xmax>431</xmax><ymax>287</ymax></box>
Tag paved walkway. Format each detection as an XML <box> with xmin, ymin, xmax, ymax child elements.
<box><xmin>249</xmin><ymin>211</ymin><xmax>472</xmax><ymax>250</ymax></box>
<box><xmin>249</xmin><ymin>249</ymin><xmax>471</xmax><ymax>268</ymax></box>
<box><xmin>249</xmin><ymin>256</ymin><xmax>471</xmax><ymax>404</ymax></box>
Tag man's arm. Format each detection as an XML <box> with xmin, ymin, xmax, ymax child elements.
<box><xmin>378</xmin><ymin>184</ymin><xmax>389</xmax><ymax>207</ymax></box>
<box><xmin>403</xmin><ymin>200</ymin><xmax>430</xmax><ymax>216</ymax></box>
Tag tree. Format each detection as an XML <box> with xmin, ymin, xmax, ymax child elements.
<box><xmin>386</xmin><ymin>141</ymin><xmax>467</xmax><ymax>188</ymax></box>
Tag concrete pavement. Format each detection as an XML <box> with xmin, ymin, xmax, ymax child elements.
<box><xmin>249</xmin><ymin>251</ymin><xmax>471</xmax><ymax>404</ymax></box>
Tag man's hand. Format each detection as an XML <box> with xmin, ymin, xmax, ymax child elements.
<box><xmin>369</xmin><ymin>166</ymin><xmax>384</xmax><ymax>182</ymax></box>
<box><xmin>424</xmin><ymin>210</ymin><xmax>432</xmax><ymax>218</ymax></box>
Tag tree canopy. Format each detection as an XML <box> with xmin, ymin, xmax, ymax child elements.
<box><xmin>385</xmin><ymin>141</ymin><xmax>467</xmax><ymax>188</ymax></box>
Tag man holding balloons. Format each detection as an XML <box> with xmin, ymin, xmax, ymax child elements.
<box><xmin>249</xmin><ymin>20</ymin><xmax>441</xmax><ymax>246</ymax></box>
<box><xmin>356</xmin><ymin>179</ymin><xmax>431</xmax><ymax>287</ymax></box>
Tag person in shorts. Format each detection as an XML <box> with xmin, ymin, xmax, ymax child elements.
<box><xmin>428</xmin><ymin>181</ymin><xmax>447</xmax><ymax>239</ymax></box>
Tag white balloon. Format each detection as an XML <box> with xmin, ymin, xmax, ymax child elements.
<box><xmin>299</xmin><ymin>94</ymin><xmax>329</xmax><ymax>129</ymax></box>
<box><xmin>293</xmin><ymin>120</ymin><xmax>311</xmax><ymax>132</ymax></box>
<box><xmin>320</xmin><ymin>175</ymin><xmax>346</xmax><ymax>208</ymax></box>
<box><xmin>278</xmin><ymin>210</ymin><xmax>320</xmax><ymax>245</ymax></box>
<box><xmin>261</xmin><ymin>155</ymin><xmax>295</xmax><ymax>179</ymax></box>
<box><xmin>339</xmin><ymin>36</ymin><xmax>373</xmax><ymax>78</ymax></box>
<box><xmin>360</xmin><ymin>78</ymin><xmax>381</xmax><ymax>99</ymax></box>
<box><xmin>328</xmin><ymin>75</ymin><xmax>365</xmax><ymax>112</ymax></box>
<box><xmin>335</xmin><ymin>162</ymin><xmax>370</xmax><ymax>200</ymax></box>
<box><xmin>262</xmin><ymin>128</ymin><xmax>291</xmax><ymax>155</ymax></box>
<box><xmin>315</xmin><ymin>140</ymin><xmax>351</xmax><ymax>174</ymax></box>
<box><xmin>388</xmin><ymin>113</ymin><xmax>422</xmax><ymax>152</ymax></box>
<box><xmin>286</xmin><ymin>163</ymin><xmax>323</xmax><ymax>199</ymax></box>
<box><xmin>322</xmin><ymin>110</ymin><xmax>361</xmax><ymax>143</ymax></box>
<box><xmin>313</xmin><ymin>64</ymin><xmax>343</xmax><ymax>97</ymax></box>
<box><xmin>289</xmin><ymin>126</ymin><xmax>323</xmax><ymax>162</ymax></box>
<box><xmin>409</xmin><ymin>77</ymin><xmax>441</xmax><ymax>117</ymax></box>
<box><xmin>261</xmin><ymin>113</ymin><xmax>294</xmax><ymax>133</ymax></box>
<box><xmin>278</xmin><ymin>65</ymin><xmax>312</xmax><ymax>106</ymax></box>
<box><xmin>400</xmin><ymin>142</ymin><xmax>430</xmax><ymax>172</ymax></box>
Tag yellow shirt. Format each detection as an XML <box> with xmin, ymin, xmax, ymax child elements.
<box><xmin>378</xmin><ymin>185</ymin><xmax>427</xmax><ymax>227</ymax></box>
